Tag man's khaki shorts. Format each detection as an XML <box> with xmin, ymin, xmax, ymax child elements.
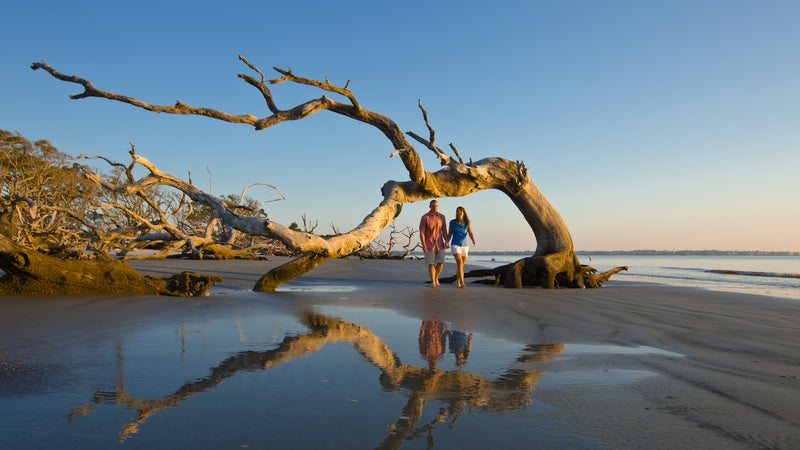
<box><xmin>424</xmin><ymin>250</ymin><xmax>445</xmax><ymax>265</ymax></box>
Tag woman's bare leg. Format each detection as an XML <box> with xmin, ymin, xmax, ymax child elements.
<box><xmin>460</xmin><ymin>255</ymin><xmax>468</xmax><ymax>287</ymax></box>
<box><xmin>455</xmin><ymin>254</ymin><xmax>465</xmax><ymax>287</ymax></box>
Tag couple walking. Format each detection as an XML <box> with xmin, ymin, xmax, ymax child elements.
<box><xmin>419</xmin><ymin>199</ymin><xmax>477</xmax><ymax>288</ymax></box>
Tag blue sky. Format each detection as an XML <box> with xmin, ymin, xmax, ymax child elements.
<box><xmin>3</xmin><ymin>0</ymin><xmax>798</xmax><ymax>251</ymax></box>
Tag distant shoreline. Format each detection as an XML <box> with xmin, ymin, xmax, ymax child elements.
<box><xmin>464</xmin><ymin>250</ymin><xmax>800</xmax><ymax>257</ymax></box>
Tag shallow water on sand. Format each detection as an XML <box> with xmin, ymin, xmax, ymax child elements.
<box><xmin>470</xmin><ymin>254</ymin><xmax>800</xmax><ymax>300</ymax></box>
<box><xmin>0</xmin><ymin>293</ymin><xmax>688</xmax><ymax>449</ymax></box>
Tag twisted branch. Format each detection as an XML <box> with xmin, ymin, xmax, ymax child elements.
<box><xmin>31</xmin><ymin>61</ymin><xmax>260</xmax><ymax>126</ymax></box>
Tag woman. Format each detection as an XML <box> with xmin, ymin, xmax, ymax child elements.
<box><xmin>446</xmin><ymin>206</ymin><xmax>477</xmax><ymax>288</ymax></box>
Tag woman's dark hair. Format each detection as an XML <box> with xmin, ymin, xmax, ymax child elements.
<box><xmin>456</xmin><ymin>206</ymin><xmax>470</xmax><ymax>226</ymax></box>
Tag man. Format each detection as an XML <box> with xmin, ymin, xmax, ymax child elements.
<box><xmin>419</xmin><ymin>199</ymin><xmax>448</xmax><ymax>287</ymax></box>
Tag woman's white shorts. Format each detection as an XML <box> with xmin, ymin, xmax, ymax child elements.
<box><xmin>451</xmin><ymin>245</ymin><xmax>469</xmax><ymax>257</ymax></box>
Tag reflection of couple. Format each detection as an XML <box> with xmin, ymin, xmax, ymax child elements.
<box><xmin>418</xmin><ymin>320</ymin><xmax>473</xmax><ymax>370</ymax></box>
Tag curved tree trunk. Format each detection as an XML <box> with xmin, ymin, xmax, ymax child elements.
<box><xmin>31</xmin><ymin>58</ymin><xmax>627</xmax><ymax>293</ymax></box>
<box><xmin>253</xmin><ymin>253</ymin><xmax>331</xmax><ymax>292</ymax></box>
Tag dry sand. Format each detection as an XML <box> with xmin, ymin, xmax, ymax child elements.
<box><xmin>2</xmin><ymin>256</ymin><xmax>799</xmax><ymax>448</ymax></box>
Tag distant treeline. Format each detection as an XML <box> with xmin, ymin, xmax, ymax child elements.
<box><xmin>470</xmin><ymin>250</ymin><xmax>800</xmax><ymax>257</ymax></box>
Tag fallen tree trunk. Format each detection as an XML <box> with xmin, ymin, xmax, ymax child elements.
<box><xmin>0</xmin><ymin>235</ymin><xmax>220</xmax><ymax>296</ymax></box>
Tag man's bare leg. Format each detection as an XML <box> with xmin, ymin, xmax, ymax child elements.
<box><xmin>428</xmin><ymin>264</ymin><xmax>438</xmax><ymax>287</ymax></box>
<box><xmin>434</xmin><ymin>263</ymin><xmax>444</xmax><ymax>287</ymax></box>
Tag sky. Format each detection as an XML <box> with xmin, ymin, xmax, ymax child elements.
<box><xmin>2</xmin><ymin>0</ymin><xmax>798</xmax><ymax>252</ymax></box>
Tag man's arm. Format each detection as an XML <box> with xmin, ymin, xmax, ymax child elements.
<box><xmin>419</xmin><ymin>217</ymin><xmax>427</xmax><ymax>251</ymax></box>
<box><xmin>440</xmin><ymin>215</ymin><xmax>450</xmax><ymax>248</ymax></box>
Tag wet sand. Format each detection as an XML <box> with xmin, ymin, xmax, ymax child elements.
<box><xmin>2</xmin><ymin>256</ymin><xmax>800</xmax><ymax>448</ymax></box>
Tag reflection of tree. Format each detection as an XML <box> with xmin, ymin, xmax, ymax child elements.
<box><xmin>68</xmin><ymin>312</ymin><xmax>564</xmax><ymax>446</ymax></box>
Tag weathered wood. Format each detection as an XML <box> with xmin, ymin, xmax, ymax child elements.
<box><xmin>253</xmin><ymin>253</ymin><xmax>331</xmax><ymax>292</ymax></box>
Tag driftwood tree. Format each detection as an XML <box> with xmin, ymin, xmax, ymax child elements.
<box><xmin>359</xmin><ymin>224</ymin><xmax>421</xmax><ymax>260</ymax></box>
<box><xmin>28</xmin><ymin>57</ymin><xmax>626</xmax><ymax>292</ymax></box>
<box><xmin>0</xmin><ymin>130</ymin><xmax>280</xmax><ymax>262</ymax></box>
<box><xmin>77</xmin><ymin>149</ymin><xmax>286</xmax><ymax>260</ymax></box>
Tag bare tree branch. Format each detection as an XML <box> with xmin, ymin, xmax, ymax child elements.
<box><xmin>449</xmin><ymin>143</ymin><xmax>465</xmax><ymax>165</ymax></box>
<box><xmin>31</xmin><ymin>61</ymin><xmax>260</xmax><ymax>126</ymax></box>
<box><xmin>238</xmin><ymin>183</ymin><xmax>286</xmax><ymax>206</ymax></box>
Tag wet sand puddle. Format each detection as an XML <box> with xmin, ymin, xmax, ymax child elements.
<box><xmin>0</xmin><ymin>298</ymin><xmax>684</xmax><ymax>449</ymax></box>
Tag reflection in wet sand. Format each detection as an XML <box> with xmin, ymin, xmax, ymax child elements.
<box><xmin>418</xmin><ymin>320</ymin><xmax>475</xmax><ymax>369</ymax></box>
<box><xmin>68</xmin><ymin>312</ymin><xmax>564</xmax><ymax>447</ymax></box>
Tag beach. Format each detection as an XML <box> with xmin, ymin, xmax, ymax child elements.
<box><xmin>1</xmin><ymin>256</ymin><xmax>799</xmax><ymax>449</ymax></box>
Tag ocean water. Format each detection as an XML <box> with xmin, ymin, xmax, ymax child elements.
<box><xmin>467</xmin><ymin>253</ymin><xmax>800</xmax><ymax>300</ymax></box>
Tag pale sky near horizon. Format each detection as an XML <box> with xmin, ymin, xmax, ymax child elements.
<box><xmin>2</xmin><ymin>1</ymin><xmax>798</xmax><ymax>252</ymax></box>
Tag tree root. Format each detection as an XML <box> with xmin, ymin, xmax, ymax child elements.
<box><xmin>441</xmin><ymin>255</ymin><xmax>627</xmax><ymax>289</ymax></box>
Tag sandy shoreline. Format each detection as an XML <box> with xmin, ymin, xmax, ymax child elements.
<box><xmin>2</xmin><ymin>257</ymin><xmax>800</xmax><ymax>448</ymax></box>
